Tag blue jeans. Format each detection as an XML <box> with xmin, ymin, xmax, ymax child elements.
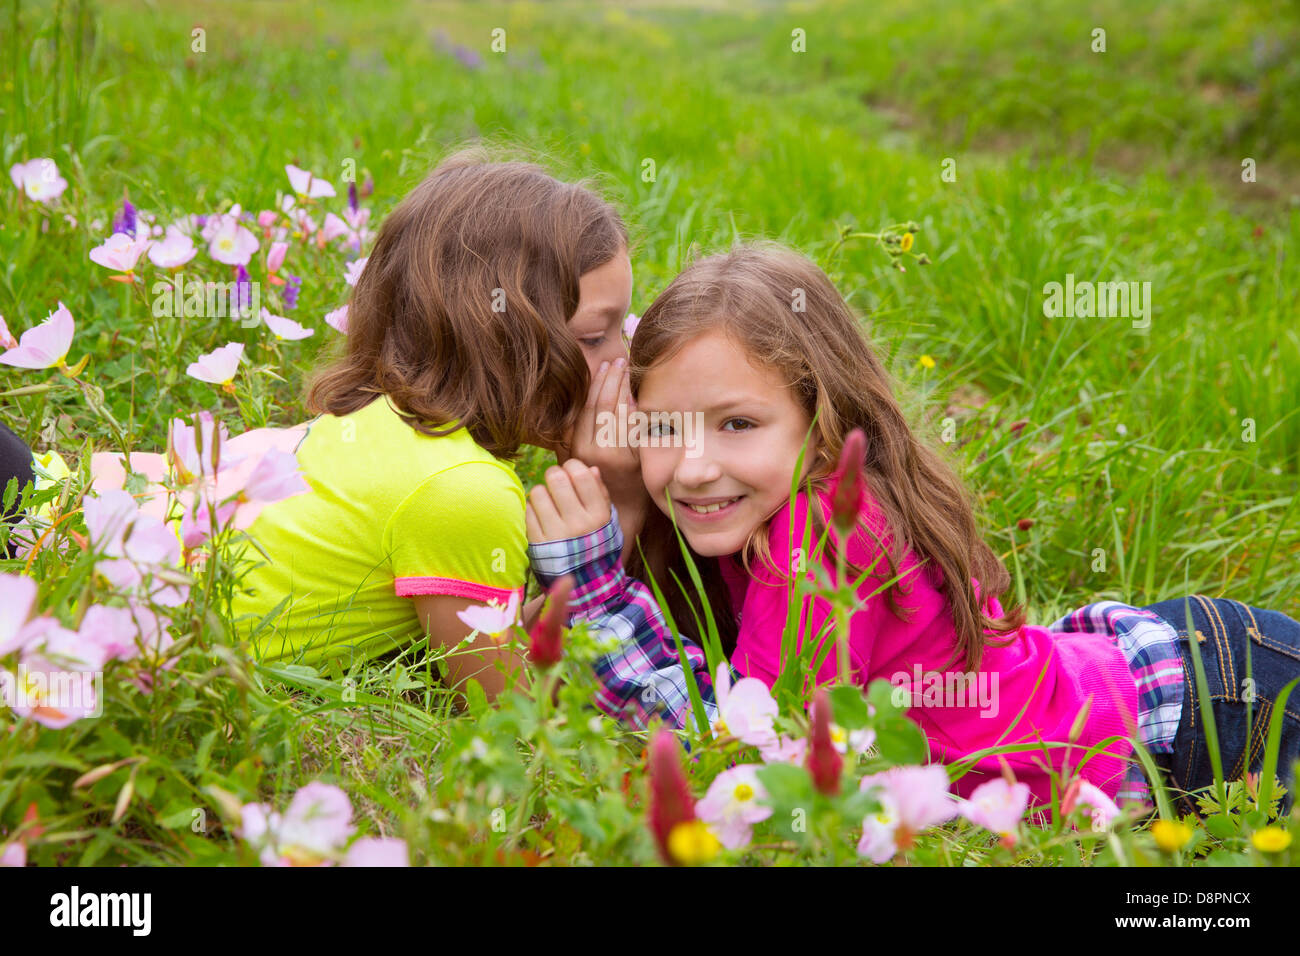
<box><xmin>1139</xmin><ymin>594</ymin><xmax>1300</xmax><ymax>817</ymax></box>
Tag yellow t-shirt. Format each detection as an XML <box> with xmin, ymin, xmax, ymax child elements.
<box><xmin>229</xmin><ymin>394</ymin><xmax>528</xmax><ymax>666</ymax></box>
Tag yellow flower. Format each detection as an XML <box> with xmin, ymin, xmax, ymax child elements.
<box><xmin>1251</xmin><ymin>826</ymin><xmax>1293</xmax><ymax>854</ymax></box>
<box><xmin>667</xmin><ymin>820</ymin><xmax>720</xmax><ymax>865</ymax></box>
<box><xmin>1151</xmin><ymin>819</ymin><xmax>1193</xmax><ymax>852</ymax></box>
<box><xmin>900</xmin><ymin>232</ymin><xmax>914</xmax><ymax>252</ymax></box>
<box><xmin>919</xmin><ymin>354</ymin><xmax>935</xmax><ymax>370</ymax></box>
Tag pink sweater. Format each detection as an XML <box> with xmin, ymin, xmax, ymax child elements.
<box><xmin>719</xmin><ymin>485</ymin><xmax>1138</xmax><ymax>807</ymax></box>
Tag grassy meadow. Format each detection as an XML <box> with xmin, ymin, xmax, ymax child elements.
<box><xmin>1</xmin><ymin>0</ymin><xmax>1298</xmax><ymax>867</ymax></box>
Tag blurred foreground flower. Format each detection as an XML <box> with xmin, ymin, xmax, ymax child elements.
<box><xmin>806</xmin><ymin>687</ymin><xmax>843</xmax><ymax>795</ymax></box>
<box><xmin>957</xmin><ymin>778</ymin><xmax>1030</xmax><ymax>848</ymax></box>
<box><xmin>528</xmin><ymin>575</ymin><xmax>572</xmax><ymax>669</ymax></box>
<box><xmin>858</xmin><ymin>764</ymin><xmax>957</xmax><ymax>862</ymax></box>
<box><xmin>696</xmin><ymin>764</ymin><xmax>772</xmax><ymax>849</ymax></box>
<box><xmin>1251</xmin><ymin>826</ymin><xmax>1292</xmax><ymax>854</ymax></box>
<box><xmin>648</xmin><ymin>729</ymin><xmax>718</xmax><ymax>865</ymax></box>
<box><xmin>711</xmin><ymin>661</ymin><xmax>778</xmax><ymax>751</ymax></box>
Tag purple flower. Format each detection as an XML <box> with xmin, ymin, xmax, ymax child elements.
<box><xmin>348</xmin><ymin>181</ymin><xmax>358</xmax><ymax>216</ymax></box>
<box><xmin>283</xmin><ymin>274</ymin><xmax>302</xmax><ymax>310</ymax></box>
<box><xmin>452</xmin><ymin>44</ymin><xmax>483</xmax><ymax>70</ymax></box>
<box><xmin>111</xmin><ymin>199</ymin><xmax>137</xmax><ymax>238</ymax></box>
<box><xmin>234</xmin><ymin>265</ymin><xmax>252</xmax><ymax>315</ymax></box>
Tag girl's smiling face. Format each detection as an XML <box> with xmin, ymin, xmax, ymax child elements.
<box><xmin>636</xmin><ymin>329</ymin><xmax>817</xmax><ymax>557</ymax></box>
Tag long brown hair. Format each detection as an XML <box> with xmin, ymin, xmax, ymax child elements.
<box><xmin>626</xmin><ymin>242</ymin><xmax>1024</xmax><ymax>674</ymax></box>
<box><xmin>306</xmin><ymin>145</ymin><xmax>628</xmax><ymax>461</ymax></box>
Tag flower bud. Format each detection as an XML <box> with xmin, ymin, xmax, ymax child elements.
<box><xmin>806</xmin><ymin>687</ymin><xmax>843</xmax><ymax>796</ymax></box>
<box><xmin>827</xmin><ymin>429</ymin><xmax>868</xmax><ymax>535</ymax></box>
<box><xmin>528</xmin><ymin>575</ymin><xmax>572</xmax><ymax>670</ymax></box>
<box><xmin>647</xmin><ymin>729</ymin><xmax>696</xmax><ymax>865</ymax></box>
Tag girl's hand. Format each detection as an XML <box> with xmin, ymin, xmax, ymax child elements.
<box><xmin>526</xmin><ymin>458</ymin><xmax>612</xmax><ymax>543</ymax></box>
<box><xmin>558</xmin><ymin>359</ymin><xmax>640</xmax><ymax>499</ymax></box>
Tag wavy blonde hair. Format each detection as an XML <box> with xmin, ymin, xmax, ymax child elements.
<box><xmin>627</xmin><ymin>242</ymin><xmax>1023</xmax><ymax>673</ymax></box>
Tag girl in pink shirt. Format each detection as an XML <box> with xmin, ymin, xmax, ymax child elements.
<box><xmin>525</xmin><ymin>240</ymin><xmax>1300</xmax><ymax>818</ymax></box>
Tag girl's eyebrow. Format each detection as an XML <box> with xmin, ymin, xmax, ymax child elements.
<box><xmin>641</xmin><ymin>396</ymin><xmax>770</xmax><ymax>414</ymax></box>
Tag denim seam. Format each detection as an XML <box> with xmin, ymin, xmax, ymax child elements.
<box><xmin>1196</xmin><ymin>594</ymin><xmax>1234</xmax><ymax>698</ymax></box>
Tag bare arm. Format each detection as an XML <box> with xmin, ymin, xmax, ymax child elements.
<box><xmin>412</xmin><ymin>593</ymin><xmax>527</xmax><ymax>701</ymax></box>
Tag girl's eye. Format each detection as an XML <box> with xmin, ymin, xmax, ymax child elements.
<box><xmin>722</xmin><ymin>418</ymin><xmax>754</xmax><ymax>432</ymax></box>
<box><xmin>579</xmin><ymin>335</ymin><xmax>607</xmax><ymax>348</ymax></box>
<box><xmin>648</xmin><ymin>421</ymin><xmax>675</xmax><ymax>437</ymax></box>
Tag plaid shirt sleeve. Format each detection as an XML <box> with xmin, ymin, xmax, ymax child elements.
<box><xmin>527</xmin><ymin>505</ymin><xmax>720</xmax><ymax>734</ymax></box>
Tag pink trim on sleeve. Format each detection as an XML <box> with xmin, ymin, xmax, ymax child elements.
<box><xmin>394</xmin><ymin>577</ymin><xmax>523</xmax><ymax>602</ymax></box>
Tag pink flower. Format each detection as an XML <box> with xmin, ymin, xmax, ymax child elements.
<box><xmin>0</xmin><ymin>302</ymin><xmax>75</xmax><ymax>370</ymax></box>
<box><xmin>0</xmin><ymin>842</ymin><xmax>25</xmax><ymax>867</ymax></box>
<box><xmin>0</xmin><ymin>573</ymin><xmax>40</xmax><ymax>657</ymax></box>
<box><xmin>239</xmin><ymin>448</ymin><xmax>310</xmax><ymax>504</ymax></box>
<box><xmin>256</xmin><ymin>210</ymin><xmax>277</xmax><ymax>230</ymax></box>
<box><xmin>78</xmin><ymin>604</ymin><xmax>144</xmax><ymax>663</ymax></box>
<box><xmin>759</xmin><ymin>734</ymin><xmax>807</xmax><ymax>764</ymax></box>
<box><xmin>7</xmin><ymin>651</ymin><xmax>101</xmax><ymax>728</ymax></box>
<box><xmin>168</xmin><ymin>411</ymin><xmax>245</xmax><ymax>485</ymax></box>
<box><xmin>456</xmin><ymin>591</ymin><xmax>522</xmax><ymax>639</ymax></box>
<box><xmin>260</xmin><ymin>309</ymin><xmax>314</xmax><ymax>341</ymax></box>
<box><xmin>147</xmin><ymin>226</ymin><xmax>197</xmax><ymax>269</ymax></box>
<box><xmin>279</xmin><ymin>195</ymin><xmax>318</xmax><ymax>239</ymax></box>
<box><xmin>237</xmin><ymin>781</ymin><xmax>356</xmax><ymax>867</ymax></box>
<box><xmin>325</xmin><ymin>304</ymin><xmax>349</xmax><ymax>334</ymax></box>
<box><xmin>207</xmin><ymin>218</ymin><xmax>259</xmax><ymax>266</ymax></box>
<box><xmin>179</xmin><ymin>496</ymin><xmax>239</xmax><ymax>549</ymax></box>
<box><xmin>342</xmin><ymin>837</ymin><xmax>409</xmax><ymax>867</ymax></box>
<box><xmin>266</xmin><ymin>241</ymin><xmax>289</xmax><ymax>276</ymax></box>
<box><xmin>343</xmin><ymin>257</ymin><xmax>368</xmax><ymax>287</ymax></box>
<box><xmin>317</xmin><ymin>213</ymin><xmax>350</xmax><ymax>246</ymax></box>
<box><xmin>711</xmin><ymin>662</ymin><xmax>778</xmax><ymax>751</ymax></box>
<box><xmin>89</xmin><ymin>232</ymin><xmax>153</xmax><ymax>279</ymax></box>
<box><xmin>858</xmin><ymin>789</ymin><xmax>901</xmax><ymax>863</ymax></box>
<box><xmin>285</xmin><ymin>164</ymin><xmax>336</xmax><ymax>199</ymax></box>
<box><xmin>0</xmin><ymin>316</ymin><xmax>17</xmax><ymax>350</ymax></box>
<box><xmin>696</xmin><ymin>765</ymin><xmax>772</xmax><ymax>849</ymax></box>
<box><xmin>957</xmin><ymin>778</ymin><xmax>1030</xmax><ymax>847</ymax></box>
<box><xmin>186</xmin><ymin>342</ymin><xmax>243</xmax><ymax>387</ymax></box>
<box><xmin>9</xmin><ymin>158</ymin><xmax>67</xmax><ymax>204</ymax></box>
<box><xmin>1060</xmin><ymin>778</ymin><xmax>1120</xmax><ymax>830</ymax></box>
<box><xmin>857</xmin><ymin>765</ymin><xmax>958</xmax><ymax>860</ymax></box>
<box><xmin>622</xmin><ymin>312</ymin><xmax>640</xmax><ymax>341</ymax></box>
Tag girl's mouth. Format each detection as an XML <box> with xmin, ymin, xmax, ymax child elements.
<box><xmin>680</xmin><ymin>495</ymin><xmax>744</xmax><ymax>521</ymax></box>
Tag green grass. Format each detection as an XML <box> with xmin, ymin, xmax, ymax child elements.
<box><xmin>1</xmin><ymin>0</ymin><xmax>1297</xmax><ymax>866</ymax></box>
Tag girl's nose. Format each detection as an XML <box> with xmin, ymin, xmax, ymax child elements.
<box><xmin>672</xmin><ymin>447</ymin><xmax>723</xmax><ymax>488</ymax></box>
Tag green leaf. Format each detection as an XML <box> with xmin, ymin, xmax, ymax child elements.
<box><xmin>873</xmin><ymin>715</ymin><xmax>928</xmax><ymax>765</ymax></box>
<box><xmin>828</xmin><ymin>685</ymin><xmax>871</xmax><ymax>729</ymax></box>
<box><xmin>463</xmin><ymin>678</ymin><xmax>488</xmax><ymax>719</ymax></box>
<box><xmin>755</xmin><ymin>761</ymin><xmax>814</xmax><ymax>807</ymax></box>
